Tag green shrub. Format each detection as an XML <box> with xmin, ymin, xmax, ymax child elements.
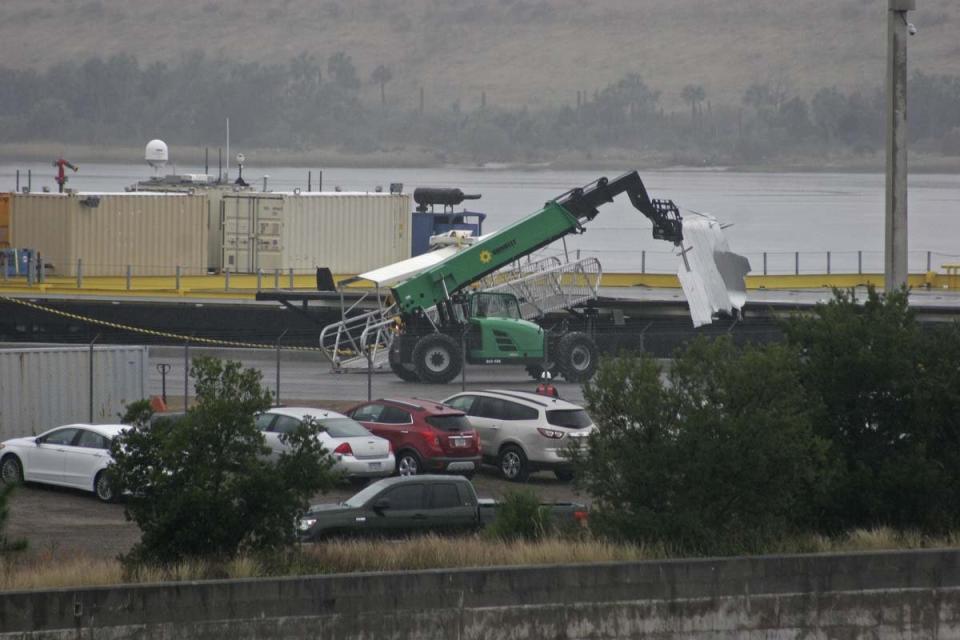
<box><xmin>111</xmin><ymin>357</ymin><xmax>336</xmax><ymax>566</ymax></box>
<box><xmin>781</xmin><ymin>286</ymin><xmax>960</xmax><ymax>532</ymax></box>
<box><xmin>570</xmin><ymin>338</ymin><xmax>833</xmax><ymax>555</ymax></box>
<box><xmin>485</xmin><ymin>490</ymin><xmax>551</xmax><ymax>542</ymax></box>
<box><xmin>0</xmin><ymin>482</ymin><xmax>26</xmax><ymax>553</ymax></box>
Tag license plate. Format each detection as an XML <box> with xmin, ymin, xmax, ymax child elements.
<box><xmin>368</xmin><ymin>462</ymin><xmax>382</xmax><ymax>470</ymax></box>
<box><xmin>451</xmin><ymin>437</ymin><xmax>467</xmax><ymax>448</ymax></box>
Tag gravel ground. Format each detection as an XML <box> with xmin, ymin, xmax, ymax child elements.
<box><xmin>5</xmin><ymin>467</ymin><xmax>588</xmax><ymax>560</ymax></box>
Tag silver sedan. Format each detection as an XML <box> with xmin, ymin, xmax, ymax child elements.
<box><xmin>256</xmin><ymin>407</ymin><xmax>394</xmax><ymax>480</ymax></box>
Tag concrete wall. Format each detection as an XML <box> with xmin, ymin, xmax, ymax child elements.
<box><xmin>2</xmin><ymin>549</ymin><xmax>960</xmax><ymax>639</ymax></box>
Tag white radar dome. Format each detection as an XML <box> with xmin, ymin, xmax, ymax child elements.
<box><xmin>145</xmin><ymin>139</ymin><xmax>169</xmax><ymax>169</ymax></box>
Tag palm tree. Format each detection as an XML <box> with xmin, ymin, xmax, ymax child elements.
<box><xmin>681</xmin><ymin>84</ymin><xmax>706</xmax><ymax>125</ymax></box>
<box><xmin>371</xmin><ymin>65</ymin><xmax>393</xmax><ymax>108</ymax></box>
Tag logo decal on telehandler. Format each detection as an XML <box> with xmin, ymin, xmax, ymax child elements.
<box><xmin>479</xmin><ymin>250</ymin><xmax>493</xmax><ymax>264</ymax></box>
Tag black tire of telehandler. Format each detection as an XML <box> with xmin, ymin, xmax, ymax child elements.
<box><xmin>556</xmin><ymin>332</ymin><xmax>599</xmax><ymax>382</ymax></box>
<box><xmin>412</xmin><ymin>334</ymin><xmax>463</xmax><ymax>384</ymax></box>
<box><xmin>389</xmin><ymin>341</ymin><xmax>421</xmax><ymax>382</ymax></box>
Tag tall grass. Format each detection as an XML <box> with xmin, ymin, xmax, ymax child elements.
<box><xmin>1</xmin><ymin>528</ymin><xmax>958</xmax><ymax>592</ymax></box>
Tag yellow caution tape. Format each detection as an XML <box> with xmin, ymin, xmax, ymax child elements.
<box><xmin>0</xmin><ymin>296</ymin><xmax>322</xmax><ymax>352</ymax></box>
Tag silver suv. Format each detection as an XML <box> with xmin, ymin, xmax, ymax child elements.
<box><xmin>442</xmin><ymin>390</ymin><xmax>596</xmax><ymax>482</ymax></box>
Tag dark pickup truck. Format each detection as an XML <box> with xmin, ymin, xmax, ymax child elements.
<box><xmin>297</xmin><ymin>475</ymin><xmax>588</xmax><ymax>541</ymax></box>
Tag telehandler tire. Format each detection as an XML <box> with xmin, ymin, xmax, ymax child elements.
<box><xmin>388</xmin><ymin>341</ymin><xmax>420</xmax><ymax>382</ymax></box>
<box><xmin>412</xmin><ymin>334</ymin><xmax>462</xmax><ymax>384</ymax></box>
<box><xmin>556</xmin><ymin>332</ymin><xmax>598</xmax><ymax>382</ymax></box>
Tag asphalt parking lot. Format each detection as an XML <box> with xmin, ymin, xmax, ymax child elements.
<box><xmin>5</xmin><ymin>469</ymin><xmax>588</xmax><ymax>559</ymax></box>
<box><xmin>6</xmin><ymin>352</ymin><xmax>591</xmax><ymax>558</ymax></box>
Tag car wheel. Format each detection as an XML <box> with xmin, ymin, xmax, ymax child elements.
<box><xmin>94</xmin><ymin>471</ymin><xmax>116</xmax><ymax>503</ymax></box>
<box><xmin>396</xmin><ymin>451</ymin><xmax>421</xmax><ymax>476</ymax></box>
<box><xmin>412</xmin><ymin>334</ymin><xmax>462</xmax><ymax>384</ymax></box>
<box><xmin>498</xmin><ymin>445</ymin><xmax>529</xmax><ymax>482</ymax></box>
<box><xmin>554</xmin><ymin>469</ymin><xmax>575</xmax><ymax>482</ymax></box>
<box><xmin>389</xmin><ymin>341</ymin><xmax>420</xmax><ymax>382</ymax></box>
<box><xmin>556</xmin><ymin>332</ymin><xmax>599</xmax><ymax>382</ymax></box>
<box><xmin>0</xmin><ymin>455</ymin><xmax>23</xmax><ymax>485</ymax></box>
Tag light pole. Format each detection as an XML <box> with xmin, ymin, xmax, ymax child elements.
<box><xmin>885</xmin><ymin>0</ymin><xmax>915</xmax><ymax>292</ymax></box>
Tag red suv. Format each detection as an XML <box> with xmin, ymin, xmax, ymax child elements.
<box><xmin>346</xmin><ymin>398</ymin><xmax>481</xmax><ymax>477</ymax></box>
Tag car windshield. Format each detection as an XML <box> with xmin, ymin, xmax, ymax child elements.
<box><xmin>546</xmin><ymin>409</ymin><xmax>593</xmax><ymax>429</ymax></box>
<box><xmin>343</xmin><ymin>481</ymin><xmax>389</xmax><ymax>508</ymax></box>
<box><xmin>425</xmin><ymin>414</ymin><xmax>472</xmax><ymax>432</ymax></box>
<box><xmin>318</xmin><ymin>418</ymin><xmax>372</xmax><ymax>438</ymax></box>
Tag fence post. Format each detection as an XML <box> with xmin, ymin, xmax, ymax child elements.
<box><xmin>827</xmin><ymin>252</ymin><xmax>831</xmax><ymax>275</ymax></box>
<box><xmin>274</xmin><ymin>268</ymin><xmax>280</xmax><ymax>290</ymax></box>
<box><xmin>927</xmin><ymin>251</ymin><xmax>932</xmax><ymax>272</ymax></box>
<box><xmin>257</xmin><ymin>268</ymin><xmax>263</xmax><ymax>292</ymax></box>
<box><xmin>26</xmin><ymin>253</ymin><xmax>34</xmax><ymax>286</ymax></box>
<box><xmin>763</xmin><ymin>252</ymin><xmax>768</xmax><ymax>276</ymax></box>
<box><xmin>126</xmin><ymin>264</ymin><xmax>132</xmax><ymax>290</ymax></box>
<box><xmin>176</xmin><ymin>265</ymin><xmax>182</xmax><ymax>291</ymax></box>
<box><xmin>288</xmin><ymin>268</ymin><xmax>295</xmax><ymax>289</ymax></box>
<box><xmin>77</xmin><ymin>259</ymin><xmax>83</xmax><ymax>288</ymax></box>
<box><xmin>366</xmin><ymin>347</ymin><xmax>373</xmax><ymax>402</ymax></box>
<box><xmin>641</xmin><ymin>250</ymin><xmax>646</xmax><ymax>274</ymax></box>
<box><xmin>224</xmin><ymin>268</ymin><xmax>230</xmax><ymax>291</ymax></box>
<box><xmin>184</xmin><ymin>335</ymin><xmax>192</xmax><ymax>409</ymax></box>
<box><xmin>795</xmin><ymin>251</ymin><xmax>799</xmax><ymax>276</ymax></box>
<box><xmin>157</xmin><ymin>363</ymin><xmax>170</xmax><ymax>405</ymax></box>
<box><xmin>461</xmin><ymin>330</ymin><xmax>468</xmax><ymax>392</ymax></box>
<box><xmin>858</xmin><ymin>251</ymin><xmax>862</xmax><ymax>275</ymax></box>
<box><xmin>88</xmin><ymin>333</ymin><xmax>100</xmax><ymax>422</ymax></box>
<box><xmin>38</xmin><ymin>252</ymin><xmax>45</xmax><ymax>283</ymax></box>
<box><xmin>276</xmin><ymin>329</ymin><xmax>288</xmax><ymax>407</ymax></box>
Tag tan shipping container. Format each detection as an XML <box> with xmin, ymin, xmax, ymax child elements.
<box><xmin>9</xmin><ymin>192</ymin><xmax>208</xmax><ymax>276</ymax></box>
<box><xmin>220</xmin><ymin>192</ymin><xmax>411</xmax><ymax>274</ymax></box>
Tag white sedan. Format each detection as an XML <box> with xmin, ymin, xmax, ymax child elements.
<box><xmin>0</xmin><ymin>424</ymin><xmax>125</xmax><ymax>502</ymax></box>
<box><xmin>256</xmin><ymin>407</ymin><xmax>394</xmax><ymax>481</ymax></box>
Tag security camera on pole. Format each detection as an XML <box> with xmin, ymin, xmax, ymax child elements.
<box><xmin>885</xmin><ymin>0</ymin><xmax>915</xmax><ymax>292</ymax></box>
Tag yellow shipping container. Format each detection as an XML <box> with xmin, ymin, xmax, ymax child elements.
<box><xmin>9</xmin><ymin>192</ymin><xmax>208</xmax><ymax>276</ymax></box>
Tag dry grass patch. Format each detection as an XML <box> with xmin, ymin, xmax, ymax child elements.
<box><xmin>2</xmin><ymin>529</ymin><xmax>959</xmax><ymax>592</ymax></box>
<box><xmin>303</xmin><ymin>535</ymin><xmax>666</xmax><ymax>574</ymax></box>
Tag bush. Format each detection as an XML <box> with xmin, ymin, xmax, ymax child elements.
<box><xmin>485</xmin><ymin>490</ymin><xmax>551</xmax><ymax>542</ymax></box>
<box><xmin>781</xmin><ymin>287</ymin><xmax>960</xmax><ymax>532</ymax></box>
<box><xmin>0</xmin><ymin>482</ymin><xmax>26</xmax><ymax>554</ymax></box>
<box><xmin>570</xmin><ymin>338</ymin><xmax>832</xmax><ymax>555</ymax></box>
<box><xmin>110</xmin><ymin>357</ymin><xmax>336</xmax><ymax>566</ymax></box>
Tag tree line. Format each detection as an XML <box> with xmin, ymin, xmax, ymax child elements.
<box><xmin>0</xmin><ymin>52</ymin><xmax>959</xmax><ymax>164</ymax></box>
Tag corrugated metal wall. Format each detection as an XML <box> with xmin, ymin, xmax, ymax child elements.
<box><xmin>221</xmin><ymin>193</ymin><xmax>411</xmax><ymax>274</ymax></box>
<box><xmin>0</xmin><ymin>346</ymin><xmax>148</xmax><ymax>440</ymax></box>
<box><xmin>10</xmin><ymin>193</ymin><xmax>209</xmax><ymax>276</ymax></box>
